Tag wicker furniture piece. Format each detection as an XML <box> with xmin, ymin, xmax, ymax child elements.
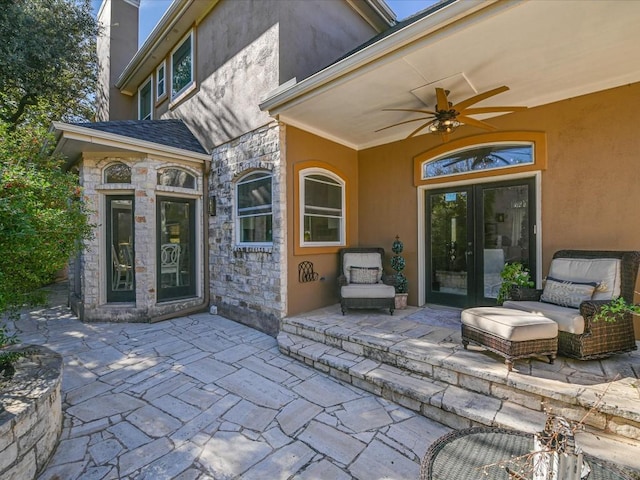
<box><xmin>420</xmin><ymin>427</ymin><xmax>635</xmax><ymax>480</ymax></box>
<box><xmin>507</xmin><ymin>250</ymin><xmax>640</xmax><ymax>360</ymax></box>
<box><xmin>461</xmin><ymin>307</ymin><xmax>558</xmax><ymax>371</ymax></box>
<box><xmin>338</xmin><ymin>247</ymin><xmax>396</xmax><ymax>315</ymax></box>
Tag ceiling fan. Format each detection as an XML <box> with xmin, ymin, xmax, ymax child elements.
<box><xmin>376</xmin><ymin>85</ymin><xmax>526</xmax><ymax>142</ymax></box>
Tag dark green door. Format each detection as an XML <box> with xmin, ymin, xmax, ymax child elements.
<box><xmin>426</xmin><ymin>178</ymin><xmax>536</xmax><ymax>308</ymax></box>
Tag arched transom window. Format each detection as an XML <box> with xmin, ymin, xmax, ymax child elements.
<box><xmin>423</xmin><ymin>144</ymin><xmax>534</xmax><ymax>180</ymax></box>
<box><xmin>104</xmin><ymin>162</ymin><xmax>131</xmax><ymax>183</ymax></box>
<box><xmin>157</xmin><ymin>168</ymin><xmax>196</xmax><ymax>189</ymax></box>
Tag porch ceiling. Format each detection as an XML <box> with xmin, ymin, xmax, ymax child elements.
<box><xmin>262</xmin><ymin>0</ymin><xmax>640</xmax><ymax>150</ymax></box>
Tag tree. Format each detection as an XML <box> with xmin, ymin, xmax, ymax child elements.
<box><xmin>0</xmin><ymin>124</ymin><xmax>93</xmax><ymax>317</ymax></box>
<box><xmin>0</xmin><ymin>0</ymin><xmax>98</xmax><ymax>130</ymax></box>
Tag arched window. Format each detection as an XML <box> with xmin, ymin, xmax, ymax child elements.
<box><xmin>236</xmin><ymin>171</ymin><xmax>273</xmax><ymax>245</ymax></box>
<box><xmin>157</xmin><ymin>168</ymin><xmax>196</xmax><ymax>189</ymax></box>
<box><xmin>423</xmin><ymin>144</ymin><xmax>534</xmax><ymax>179</ymax></box>
<box><xmin>104</xmin><ymin>163</ymin><xmax>131</xmax><ymax>183</ymax></box>
<box><xmin>300</xmin><ymin>169</ymin><xmax>345</xmax><ymax>246</ymax></box>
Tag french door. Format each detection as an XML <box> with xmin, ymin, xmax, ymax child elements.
<box><xmin>426</xmin><ymin>178</ymin><xmax>536</xmax><ymax>308</ymax></box>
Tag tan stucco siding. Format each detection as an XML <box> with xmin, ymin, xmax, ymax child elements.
<box><xmin>356</xmin><ymin>82</ymin><xmax>640</xmax><ymax>311</ymax></box>
<box><xmin>278</xmin><ymin>0</ymin><xmax>378</xmax><ymax>85</ymax></box>
<box><xmin>285</xmin><ymin>126</ymin><xmax>359</xmax><ymax>316</ymax></box>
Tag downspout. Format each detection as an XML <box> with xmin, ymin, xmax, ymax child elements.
<box><xmin>149</xmin><ymin>157</ymin><xmax>211</xmax><ymax>323</ymax></box>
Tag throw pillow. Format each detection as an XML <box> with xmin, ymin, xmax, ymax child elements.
<box><xmin>540</xmin><ymin>276</ymin><xmax>598</xmax><ymax>308</ymax></box>
<box><xmin>349</xmin><ymin>266</ymin><xmax>380</xmax><ymax>284</ymax></box>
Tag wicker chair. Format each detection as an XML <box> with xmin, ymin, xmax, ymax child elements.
<box><xmin>509</xmin><ymin>250</ymin><xmax>639</xmax><ymax>360</ymax></box>
<box><xmin>338</xmin><ymin>247</ymin><xmax>396</xmax><ymax>315</ymax></box>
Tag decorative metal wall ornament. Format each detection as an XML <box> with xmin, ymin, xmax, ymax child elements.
<box><xmin>298</xmin><ymin>261</ymin><xmax>319</xmax><ymax>283</ymax></box>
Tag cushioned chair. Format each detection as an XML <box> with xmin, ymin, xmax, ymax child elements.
<box><xmin>506</xmin><ymin>250</ymin><xmax>640</xmax><ymax>360</ymax></box>
<box><xmin>338</xmin><ymin>247</ymin><xmax>396</xmax><ymax>315</ymax></box>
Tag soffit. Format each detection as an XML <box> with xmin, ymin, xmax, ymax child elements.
<box><xmin>265</xmin><ymin>0</ymin><xmax>640</xmax><ymax>150</ymax></box>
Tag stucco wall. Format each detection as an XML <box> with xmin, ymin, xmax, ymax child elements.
<box><xmin>356</xmin><ymin>82</ymin><xmax>640</xmax><ymax>311</ymax></box>
<box><xmin>157</xmin><ymin>0</ymin><xmax>380</xmax><ymax>151</ymax></box>
<box><xmin>96</xmin><ymin>0</ymin><xmax>137</xmax><ymax>122</ymax></box>
<box><xmin>285</xmin><ymin>126</ymin><xmax>359</xmax><ymax>316</ymax></box>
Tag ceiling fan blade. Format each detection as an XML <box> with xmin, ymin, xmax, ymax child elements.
<box><xmin>457</xmin><ymin>115</ymin><xmax>498</xmax><ymax>131</ymax></box>
<box><xmin>374</xmin><ymin>117</ymin><xmax>434</xmax><ymax>132</ymax></box>
<box><xmin>407</xmin><ymin>120</ymin><xmax>437</xmax><ymax>138</ymax></box>
<box><xmin>452</xmin><ymin>85</ymin><xmax>510</xmax><ymax>111</ymax></box>
<box><xmin>435</xmin><ymin>88</ymin><xmax>449</xmax><ymax>111</ymax></box>
<box><xmin>461</xmin><ymin>106</ymin><xmax>527</xmax><ymax>115</ymax></box>
<box><xmin>383</xmin><ymin>108</ymin><xmax>438</xmax><ymax>115</ymax></box>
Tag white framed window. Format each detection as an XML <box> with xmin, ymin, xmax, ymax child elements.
<box><xmin>300</xmin><ymin>168</ymin><xmax>345</xmax><ymax>246</ymax></box>
<box><xmin>138</xmin><ymin>77</ymin><xmax>152</xmax><ymax>120</ymax></box>
<box><xmin>171</xmin><ymin>31</ymin><xmax>194</xmax><ymax>100</ymax></box>
<box><xmin>236</xmin><ymin>171</ymin><xmax>273</xmax><ymax>245</ymax></box>
<box><xmin>156</xmin><ymin>62</ymin><xmax>166</xmax><ymax>100</ymax></box>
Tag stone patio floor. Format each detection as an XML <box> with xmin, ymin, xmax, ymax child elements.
<box><xmin>7</xmin><ymin>284</ymin><xmax>453</xmax><ymax>480</ymax></box>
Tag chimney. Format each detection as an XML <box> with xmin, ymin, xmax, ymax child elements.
<box><xmin>96</xmin><ymin>0</ymin><xmax>140</xmax><ymax>121</ymax></box>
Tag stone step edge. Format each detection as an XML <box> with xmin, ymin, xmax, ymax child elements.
<box><xmin>280</xmin><ymin>318</ymin><xmax>638</xmax><ymax>424</ymax></box>
<box><xmin>277</xmin><ymin>330</ymin><xmax>640</xmax><ymax>444</ymax></box>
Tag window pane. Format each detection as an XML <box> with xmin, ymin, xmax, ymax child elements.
<box><xmin>157</xmin><ymin>169</ymin><xmax>196</xmax><ymax>189</ymax></box>
<box><xmin>157</xmin><ymin>65</ymin><xmax>165</xmax><ymax>98</ymax></box>
<box><xmin>304</xmin><ymin>177</ymin><xmax>342</xmax><ymax>213</ymax></box>
<box><xmin>139</xmin><ymin>80</ymin><xmax>152</xmax><ymax>120</ymax></box>
<box><xmin>172</xmin><ymin>36</ymin><xmax>192</xmax><ymax>97</ymax></box>
<box><xmin>105</xmin><ymin>163</ymin><xmax>131</xmax><ymax>183</ymax></box>
<box><xmin>238</xmin><ymin>176</ymin><xmax>272</xmax><ymax>211</ymax></box>
<box><xmin>423</xmin><ymin>145</ymin><xmax>533</xmax><ymax>179</ymax></box>
<box><xmin>107</xmin><ymin>196</ymin><xmax>134</xmax><ymax>302</ymax></box>
<box><xmin>304</xmin><ymin>215</ymin><xmax>340</xmax><ymax>242</ymax></box>
<box><xmin>239</xmin><ymin>215</ymin><xmax>273</xmax><ymax>243</ymax></box>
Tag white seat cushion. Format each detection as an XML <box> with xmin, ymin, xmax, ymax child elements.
<box><xmin>341</xmin><ymin>284</ymin><xmax>395</xmax><ymax>299</ymax></box>
<box><xmin>503</xmin><ymin>300</ymin><xmax>585</xmax><ymax>335</ymax></box>
<box><xmin>548</xmin><ymin>258</ymin><xmax>621</xmax><ymax>301</ymax></box>
<box><xmin>461</xmin><ymin>307</ymin><xmax>558</xmax><ymax>342</ymax></box>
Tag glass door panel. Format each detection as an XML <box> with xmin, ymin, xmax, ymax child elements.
<box><xmin>480</xmin><ymin>182</ymin><xmax>533</xmax><ymax>301</ymax></box>
<box><xmin>107</xmin><ymin>196</ymin><xmax>134</xmax><ymax>303</ymax></box>
<box><xmin>427</xmin><ymin>188</ymin><xmax>473</xmax><ymax>307</ymax></box>
<box><xmin>157</xmin><ymin>197</ymin><xmax>195</xmax><ymax>301</ymax></box>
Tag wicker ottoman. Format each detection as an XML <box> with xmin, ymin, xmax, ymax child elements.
<box><xmin>461</xmin><ymin>307</ymin><xmax>558</xmax><ymax>371</ymax></box>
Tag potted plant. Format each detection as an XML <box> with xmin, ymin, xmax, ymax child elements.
<box><xmin>593</xmin><ymin>294</ymin><xmax>640</xmax><ymax>322</ymax></box>
<box><xmin>391</xmin><ymin>236</ymin><xmax>408</xmax><ymax>309</ymax></box>
<box><xmin>496</xmin><ymin>262</ymin><xmax>534</xmax><ymax>305</ymax></box>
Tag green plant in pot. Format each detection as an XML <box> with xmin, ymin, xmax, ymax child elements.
<box><xmin>496</xmin><ymin>262</ymin><xmax>534</xmax><ymax>305</ymax></box>
<box><xmin>391</xmin><ymin>236</ymin><xmax>408</xmax><ymax>309</ymax></box>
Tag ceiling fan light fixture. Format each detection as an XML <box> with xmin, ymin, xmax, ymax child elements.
<box><xmin>429</xmin><ymin>118</ymin><xmax>460</xmax><ymax>134</ymax></box>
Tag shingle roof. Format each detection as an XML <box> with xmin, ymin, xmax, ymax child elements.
<box><xmin>72</xmin><ymin>119</ymin><xmax>208</xmax><ymax>155</ymax></box>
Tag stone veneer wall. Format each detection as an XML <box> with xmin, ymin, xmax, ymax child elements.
<box><xmin>70</xmin><ymin>155</ymin><xmax>205</xmax><ymax>322</ymax></box>
<box><xmin>0</xmin><ymin>346</ymin><xmax>63</xmax><ymax>479</ymax></box>
<box><xmin>209</xmin><ymin>123</ymin><xmax>285</xmax><ymax>336</ymax></box>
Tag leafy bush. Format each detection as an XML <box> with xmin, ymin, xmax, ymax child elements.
<box><xmin>594</xmin><ymin>296</ymin><xmax>640</xmax><ymax>322</ymax></box>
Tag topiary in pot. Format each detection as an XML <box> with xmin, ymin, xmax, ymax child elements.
<box><xmin>391</xmin><ymin>236</ymin><xmax>408</xmax><ymax>309</ymax></box>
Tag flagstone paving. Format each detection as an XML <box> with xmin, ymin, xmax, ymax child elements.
<box><xmin>6</xmin><ymin>285</ymin><xmax>453</xmax><ymax>479</ymax></box>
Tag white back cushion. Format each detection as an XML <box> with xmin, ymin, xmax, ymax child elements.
<box><xmin>548</xmin><ymin>258</ymin><xmax>621</xmax><ymax>301</ymax></box>
<box><xmin>343</xmin><ymin>252</ymin><xmax>383</xmax><ymax>283</ymax></box>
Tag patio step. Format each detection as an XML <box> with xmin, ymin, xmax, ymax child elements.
<box><xmin>277</xmin><ymin>316</ymin><xmax>640</xmax><ymax>471</ymax></box>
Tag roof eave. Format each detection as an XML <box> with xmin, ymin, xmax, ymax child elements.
<box><xmin>52</xmin><ymin>122</ymin><xmax>211</xmax><ymax>169</ymax></box>
<box><xmin>260</xmin><ymin>0</ymin><xmax>493</xmax><ymax>114</ymax></box>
